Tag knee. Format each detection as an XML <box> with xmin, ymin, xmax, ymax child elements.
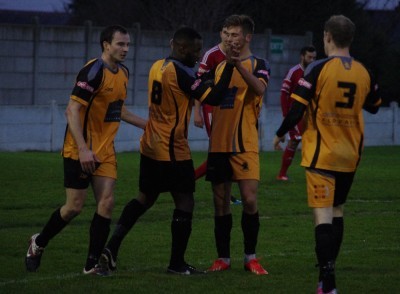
<box><xmin>98</xmin><ymin>195</ymin><xmax>115</xmax><ymax>215</ymax></box>
<box><xmin>242</xmin><ymin>197</ymin><xmax>257</xmax><ymax>214</ymax></box>
<box><xmin>61</xmin><ymin>204</ymin><xmax>83</xmax><ymax>220</ymax></box>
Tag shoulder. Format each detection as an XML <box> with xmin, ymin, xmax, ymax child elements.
<box><xmin>118</xmin><ymin>63</ymin><xmax>129</xmax><ymax>78</ymax></box>
<box><xmin>252</xmin><ymin>55</ymin><xmax>270</xmax><ymax>69</ymax></box>
<box><xmin>286</xmin><ymin>64</ymin><xmax>303</xmax><ymax>77</ymax></box>
<box><xmin>78</xmin><ymin>58</ymin><xmax>104</xmax><ymax>82</ymax></box>
<box><xmin>304</xmin><ymin>57</ymin><xmax>332</xmax><ymax>76</ymax></box>
<box><xmin>203</xmin><ymin>45</ymin><xmax>224</xmax><ymax>58</ymax></box>
<box><xmin>200</xmin><ymin>45</ymin><xmax>225</xmax><ymax>65</ymax></box>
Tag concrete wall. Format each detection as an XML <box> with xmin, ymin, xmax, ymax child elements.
<box><xmin>0</xmin><ymin>23</ymin><xmax>312</xmax><ymax>107</ymax></box>
<box><xmin>1</xmin><ymin>102</ymin><xmax>398</xmax><ymax>152</ymax></box>
<box><xmin>2</xmin><ymin>24</ymin><xmax>397</xmax><ymax>153</ymax></box>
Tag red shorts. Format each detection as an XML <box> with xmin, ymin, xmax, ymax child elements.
<box><xmin>287</xmin><ymin>120</ymin><xmax>304</xmax><ymax>141</ymax></box>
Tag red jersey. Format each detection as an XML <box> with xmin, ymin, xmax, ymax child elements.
<box><xmin>198</xmin><ymin>44</ymin><xmax>226</xmax><ymax>78</ymax></box>
<box><xmin>197</xmin><ymin>44</ymin><xmax>226</xmax><ymax>135</ymax></box>
<box><xmin>280</xmin><ymin>64</ymin><xmax>304</xmax><ymax>117</ymax></box>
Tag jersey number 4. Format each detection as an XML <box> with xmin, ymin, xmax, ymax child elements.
<box><xmin>336</xmin><ymin>82</ymin><xmax>356</xmax><ymax>109</ymax></box>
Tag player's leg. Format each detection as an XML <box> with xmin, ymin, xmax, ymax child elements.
<box><xmin>331</xmin><ymin>171</ymin><xmax>354</xmax><ymax>260</ymax></box>
<box><xmin>194</xmin><ymin>160</ymin><xmax>208</xmax><ymax>179</ymax></box>
<box><xmin>25</xmin><ymin>157</ymin><xmax>89</xmax><ymax>272</ymax></box>
<box><xmin>194</xmin><ymin>104</ymin><xmax>213</xmax><ymax>180</ymax></box>
<box><xmin>167</xmin><ymin>160</ymin><xmax>204</xmax><ymax>274</ymax></box>
<box><xmin>238</xmin><ymin>179</ymin><xmax>267</xmax><ymax>275</ymax></box>
<box><xmin>232</xmin><ymin>152</ymin><xmax>267</xmax><ymax>275</ymax></box>
<box><xmin>83</xmin><ymin>175</ymin><xmax>116</xmax><ymax>274</ymax></box>
<box><xmin>307</xmin><ymin>168</ymin><xmax>337</xmax><ymax>293</ymax></box>
<box><xmin>100</xmin><ymin>155</ymin><xmax>159</xmax><ymax>272</ymax></box>
<box><xmin>206</xmin><ymin>153</ymin><xmax>233</xmax><ymax>272</ymax></box>
<box><xmin>277</xmin><ymin>124</ymin><xmax>302</xmax><ymax>180</ymax></box>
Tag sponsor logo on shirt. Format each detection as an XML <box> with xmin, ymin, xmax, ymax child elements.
<box><xmin>191</xmin><ymin>79</ymin><xmax>202</xmax><ymax>91</ymax></box>
<box><xmin>104</xmin><ymin>100</ymin><xmax>123</xmax><ymax>122</ymax></box>
<box><xmin>257</xmin><ymin>69</ymin><xmax>270</xmax><ymax>79</ymax></box>
<box><xmin>77</xmin><ymin>81</ymin><xmax>94</xmax><ymax>93</ymax></box>
<box><xmin>298</xmin><ymin>78</ymin><xmax>312</xmax><ymax>89</ymax></box>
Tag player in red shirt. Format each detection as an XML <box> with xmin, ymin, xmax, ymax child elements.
<box><xmin>193</xmin><ymin>26</ymin><xmax>241</xmax><ymax>204</ymax></box>
<box><xmin>276</xmin><ymin>45</ymin><xmax>317</xmax><ymax>181</ymax></box>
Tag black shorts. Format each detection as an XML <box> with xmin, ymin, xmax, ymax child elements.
<box><xmin>205</xmin><ymin>153</ymin><xmax>233</xmax><ymax>184</ymax></box>
<box><xmin>139</xmin><ymin>154</ymin><xmax>195</xmax><ymax>195</ymax></box>
<box><xmin>63</xmin><ymin>157</ymin><xmax>92</xmax><ymax>189</ymax></box>
<box><xmin>331</xmin><ymin>170</ymin><xmax>355</xmax><ymax>206</ymax></box>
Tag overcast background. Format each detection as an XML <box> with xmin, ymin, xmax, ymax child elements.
<box><xmin>0</xmin><ymin>0</ymin><xmax>398</xmax><ymax>12</ymax></box>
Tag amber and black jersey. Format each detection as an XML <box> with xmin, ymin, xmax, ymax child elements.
<box><xmin>291</xmin><ymin>56</ymin><xmax>381</xmax><ymax>172</ymax></box>
<box><xmin>62</xmin><ymin>58</ymin><xmax>129</xmax><ymax>162</ymax></box>
<box><xmin>140</xmin><ymin>57</ymin><xmax>233</xmax><ymax>161</ymax></box>
<box><xmin>208</xmin><ymin>56</ymin><xmax>270</xmax><ymax>153</ymax></box>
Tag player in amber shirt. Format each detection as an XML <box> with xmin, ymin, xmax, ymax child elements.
<box><xmin>206</xmin><ymin>15</ymin><xmax>270</xmax><ymax>275</ymax></box>
<box><xmin>276</xmin><ymin>45</ymin><xmax>316</xmax><ymax>181</ymax></box>
<box><xmin>274</xmin><ymin>15</ymin><xmax>381</xmax><ymax>293</ymax></box>
<box><xmin>25</xmin><ymin>25</ymin><xmax>147</xmax><ymax>275</ymax></box>
<box><xmin>193</xmin><ymin>26</ymin><xmax>241</xmax><ymax>204</ymax></box>
<box><xmin>100</xmin><ymin>26</ymin><xmax>237</xmax><ymax>275</ymax></box>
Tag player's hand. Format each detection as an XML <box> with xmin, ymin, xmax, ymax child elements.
<box><xmin>79</xmin><ymin>148</ymin><xmax>101</xmax><ymax>174</ymax></box>
<box><xmin>226</xmin><ymin>42</ymin><xmax>240</xmax><ymax>65</ymax></box>
<box><xmin>273</xmin><ymin>135</ymin><xmax>285</xmax><ymax>151</ymax></box>
<box><xmin>194</xmin><ymin>111</ymin><xmax>204</xmax><ymax>128</ymax></box>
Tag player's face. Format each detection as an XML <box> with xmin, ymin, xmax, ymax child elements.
<box><xmin>302</xmin><ymin>51</ymin><xmax>317</xmax><ymax>68</ymax></box>
<box><xmin>183</xmin><ymin>39</ymin><xmax>203</xmax><ymax>68</ymax></box>
<box><xmin>105</xmin><ymin>31</ymin><xmax>130</xmax><ymax>63</ymax></box>
<box><xmin>220</xmin><ymin>28</ymin><xmax>229</xmax><ymax>47</ymax></box>
<box><xmin>225</xmin><ymin>26</ymin><xmax>249</xmax><ymax>51</ymax></box>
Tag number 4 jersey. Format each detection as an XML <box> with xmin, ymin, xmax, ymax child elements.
<box><xmin>291</xmin><ymin>56</ymin><xmax>381</xmax><ymax>172</ymax></box>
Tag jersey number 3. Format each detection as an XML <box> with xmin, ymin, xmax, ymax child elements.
<box><xmin>336</xmin><ymin>82</ymin><xmax>356</xmax><ymax>109</ymax></box>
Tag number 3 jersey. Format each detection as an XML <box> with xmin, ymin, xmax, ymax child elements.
<box><xmin>291</xmin><ymin>56</ymin><xmax>381</xmax><ymax>172</ymax></box>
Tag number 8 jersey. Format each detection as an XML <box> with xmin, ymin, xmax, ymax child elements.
<box><xmin>291</xmin><ymin>56</ymin><xmax>381</xmax><ymax>172</ymax></box>
<box><xmin>140</xmin><ymin>57</ymin><xmax>232</xmax><ymax>161</ymax></box>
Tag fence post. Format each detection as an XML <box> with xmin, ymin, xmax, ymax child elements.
<box><xmin>131</xmin><ymin>22</ymin><xmax>141</xmax><ymax>105</ymax></box>
<box><xmin>32</xmin><ymin>16</ymin><xmax>40</xmax><ymax>105</ymax></box>
<box><xmin>84</xmin><ymin>20</ymin><xmax>93</xmax><ymax>64</ymax></box>
<box><xmin>51</xmin><ymin>100</ymin><xmax>57</xmax><ymax>151</ymax></box>
<box><xmin>392</xmin><ymin>101</ymin><xmax>399</xmax><ymax>145</ymax></box>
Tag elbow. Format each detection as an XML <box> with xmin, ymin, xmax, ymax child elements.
<box><xmin>65</xmin><ymin>106</ymin><xmax>72</xmax><ymax>120</ymax></box>
<box><xmin>364</xmin><ymin>105</ymin><xmax>379</xmax><ymax>114</ymax></box>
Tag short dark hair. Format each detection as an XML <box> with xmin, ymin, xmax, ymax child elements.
<box><xmin>223</xmin><ymin>14</ymin><xmax>255</xmax><ymax>35</ymax></box>
<box><xmin>324</xmin><ymin>15</ymin><xmax>355</xmax><ymax>48</ymax></box>
<box><xmin>100</xmin><ymin>25</ymin><xmax>128</xmax><ymax>51</ymax></box>
<box><xmin>300</xmin><ymin>45</ymin><xmax>316</xmax><ymax>56</ymax></box>
<box><xmin>172</xmin><ymin>26</ymin><xmax>202</xmax><ymax>44</ymax></box>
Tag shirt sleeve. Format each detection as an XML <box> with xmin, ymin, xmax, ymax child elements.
<box><xmin>363</xmin><ymin>70</ymin><xmax>381</xmax><ymax>114</ymax></box>
<box><xmin>71</xmin><ymin>59</ymin><xmax>103</xmax><ymax>104</ymax></box>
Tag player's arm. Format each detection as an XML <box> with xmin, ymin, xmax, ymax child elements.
<box><xmin>193</xmin><ymin>100</ymin><xmax>204</xmax><ymax>128</ymax></box>
<box><xmin>121</xmin><ymin>105</ymin><xmax>147</xmax><ymax>129</ymax></box>
<box><xmin>363</xmin><ymin>72</ymin><xmax>381</xmax><ymax>114</ymax></box>
<box><xmin>178</xmin><ymin>62</ymin><xmax>234</xmax><ymax>106</ymax></box>
<box><xmin>280</xmin><ymin>79</ymin><xmax>291</xmax><ymax>117</ymax></box>
<box><xmin>67</xmin><ymin>61</ymin><xmax>103</xmax><ymax>172</ymax></box>
<box><xmin>235</xmin><ymin>60</ymin><xmax>266</xmax><ymax>96</ymax></box>
<box><xmin>273</xmin><ymin>100</ymin><xmax>306</xmax><ymax>150</ymax></box>
<box><xmin>65</xmin><ymin>99</ymin><xmax>99</xmax><ymax>173</ymax></box>
<box><xmin>200</xmin><ymin>63</ymin><xmax>234</xmax><ymax>105</ymax></box>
